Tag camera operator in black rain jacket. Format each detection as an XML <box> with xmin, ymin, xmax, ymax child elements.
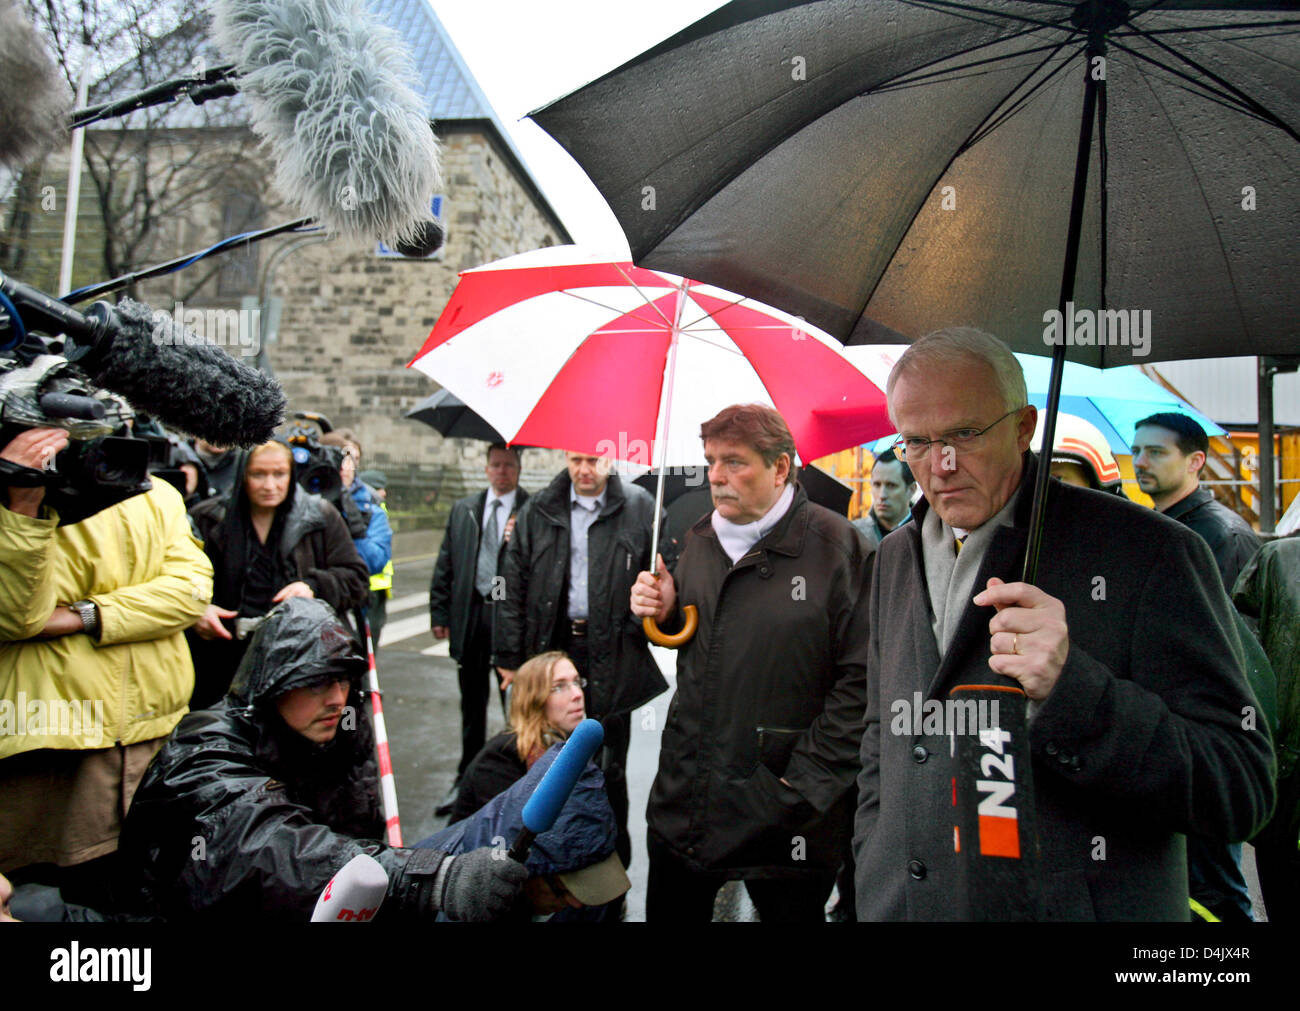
<box><xmin>116</xmin><ymin>598</ymin><xmax>525</xmax><ymax>922</ymax></box>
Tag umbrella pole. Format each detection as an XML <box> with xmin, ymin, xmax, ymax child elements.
<box><xmin>959</xmin><ymin>18</ymin><xmax>1105</xmax><ymax>925</ymax></box>
<box><xmin>644</xmin><ymin>279</ymin><xmax>698</xmax><ymax>648</ymax></box>
<box><xmin>1022</xmin><ymin>30</ymin><xmax>1103</xmax><ymax>585</ymax></box>
<box><xmin>647</xmin><ymin>280</ymin><xmax>686</xmax><ymax>568</ymax></box>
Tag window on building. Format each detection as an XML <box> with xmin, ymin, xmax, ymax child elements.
<box><xmin>217</xmin><ymin>190</ymin><xmax>263</xmax><ymax>295</ymax></box>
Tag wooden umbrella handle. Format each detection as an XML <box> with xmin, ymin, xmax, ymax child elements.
<box><xmin>643</xmin><ymin>605</ymin><xmax>698</xmax><ymax>648</ymax></box>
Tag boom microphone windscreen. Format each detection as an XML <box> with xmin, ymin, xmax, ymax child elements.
<box><xmin>209</xmin><ymin>0</ymin><xmax>443</xmax><ymax>251</ymax></box>
<box><xmin>75</xmin><ymin>297</ymin><xmax>287</xmax><ymax>447</ymax></box>
<box><xmin>1</xmin><ymin>273</ymin><xmax>286</xmax><ymax>447</ymax></box>
<box><xmin>0</xmin><ymin>0</ymin><xmax>70</xmax><ymax>169</ymax></box>
<box><xmin>509</xmin><ymin>718</ymin><xmax>605</xmax><ymax>862</ymax></box>
<box><xmin>311</xmin><ymin>853</ymin><xmax>388</xmax><ymax>922</ymax></box>
<box><xmin>392</xmin><ymin>218</ymin><xmax>446</xmax><ymax>260</ymax></box>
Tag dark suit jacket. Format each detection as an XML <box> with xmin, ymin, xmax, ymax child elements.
<box><xmin>648</xmin><ymin>484</ymin><xmax>873</xmax><ymax>876</ymax></box>
<box><xmin>428</xmin><ymin>487</ymin><xmax>528</xmax><ymax>663</ymax></box>
<box><xmin>854</xmin><ymin>455</ymin><xmax>1275</xmax><ymax>921</ymax></box>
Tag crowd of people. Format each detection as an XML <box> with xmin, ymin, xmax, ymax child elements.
<box><xmin>1</xmin><ymin>327</ymin><xmax>1295</xmax><ymax>923</ymax></box>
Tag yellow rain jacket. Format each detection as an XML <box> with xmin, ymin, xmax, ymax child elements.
<box><xmin>0</xmin><ymin>481</ymin><xmax>213</xmax><ymax>759</ymax></box>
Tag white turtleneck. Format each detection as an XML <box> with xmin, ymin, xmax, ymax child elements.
<box><xmin>711</xmin><ymin>483</ymin><xmax>796</xmax><ymax>564</ymax></box>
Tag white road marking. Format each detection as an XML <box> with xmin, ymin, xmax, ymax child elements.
<box><xmin>386</xmin><ymin>592</ymin><xmax>429</xmax><ymax>614</ymax></box>
<box><xmin>378</xmin><ymin>612</ymin><xmax>434</xmax><ymax>649</ymax></box>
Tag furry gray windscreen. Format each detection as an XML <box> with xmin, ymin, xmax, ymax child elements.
<box><xmin>210</xmin><ymin>0</ymin><xmax>443</xmax><ymax>249</ymax></box>
<box><xmin>0</xmin><ymin>0</ymin><xmax>71</xmax><ymax>169</ymax></box>
<box><xmin>83</xmin><ymin>297</ymin><xmax>287</xmax><ymax>448</ymax></box>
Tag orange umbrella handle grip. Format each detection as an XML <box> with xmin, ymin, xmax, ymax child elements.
<box><xmin>643</xmin><ymin>605</ymin><xmax>698</xmax><ymax>648</ymax></box>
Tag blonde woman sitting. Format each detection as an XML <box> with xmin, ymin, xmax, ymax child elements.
<box><xmin>448</xmin><ymin>651</ymin><xmax>586</xmax><ymax>823</ymax></box>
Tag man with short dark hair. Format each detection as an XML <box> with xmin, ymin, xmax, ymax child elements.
<box><xmin>193</xmin><ymin>438</ymin><xmax>238</xmax><ymax>498</ymax></box>
<box><xmin>1132</xmin><ymin>412</ymin><xmax>1260</xmax><ymax>590</ymax></box>
<box><xmin>430</xmin><ymin>442</ymin><xmax>528</xmax><ymax>815</ymax></box>
<box><xmin>853</xmin><ymin>328</ymin><xmax>1273</xmax><ymax>921</ymax></box>
<box><xmin>1132</xmin><ymin>411</ymin><xmax>1263</xmax><ymax>922</ymax></box>
<box><xmin>853</xmin><ymin>449</ymin><xmax>915</xmax><ymax>546</ymax></box>
<box><xmin>632</xmin><ymin>403</ymin><xmax>873</xmax><ymax>921</ymax></box>
<box><xmin>496</xmin><ymin>450</ymin><xmax>665</xmax><ymax>871</ymax></box>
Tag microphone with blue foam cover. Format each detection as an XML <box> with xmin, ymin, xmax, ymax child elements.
<box><xmin>508</xmin><ymin>718</ymin><xmax>604</xmax><ymax>863</ymax></box>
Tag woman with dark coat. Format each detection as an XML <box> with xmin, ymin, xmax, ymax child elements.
<box><xmin>187</xmin><ymin>440</ymin><xmax>368</xmax><ymax>708</ymax></box>
<box><xmin>449</xmin><ymin>650</ymin><xmax>587</xmax><ymax>822</ymax></box>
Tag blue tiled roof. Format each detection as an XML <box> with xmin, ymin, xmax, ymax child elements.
<box><xmin>366</xmin><ymin>0</ymin><xmax>569</xmax><ymax>236</ymax></box>
<box><xmin>368</xmin><ymin>0</ymin><xmax>500</xmax><ymax>123</ymax></box>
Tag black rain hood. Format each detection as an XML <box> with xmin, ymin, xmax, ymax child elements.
<box><xmin>229</xmin><ymin>597</ymin><xmax>367</xmax><ymax>708</ymax></box>
<box><xmin>114</xmin><ymin>600</ymin><xmax>450</xmax><ymax>922</ymax></box>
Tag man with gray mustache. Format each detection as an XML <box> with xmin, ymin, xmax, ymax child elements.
<box><xmin>631</xmin><ymin>403</ymin><xmax>873</xmax><ymax>921</ymax></box>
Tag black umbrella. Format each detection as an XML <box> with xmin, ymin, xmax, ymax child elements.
<box><xmin>532</xmin><ymin>0</ymin><xmax>1299</xmax><ymax>576</ymax></box>
<box><xmin>533</xmin><ymin>0</ymin><xmax>1299</xmax><ymax>920</ymax></box>
<box><xmin>405</xmin><ymin>388</ymin><xmax>506</xmax><ymax>443</ymax></box>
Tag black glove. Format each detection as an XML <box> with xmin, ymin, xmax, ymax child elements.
<box><xmin>439</xmin><ymin>847</ymin><xmax>528</xmax><ymax>922</ymax></box>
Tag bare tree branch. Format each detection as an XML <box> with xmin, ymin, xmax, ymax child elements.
<box><xmin>3</xmin><ymin>0</ymin><xmax>285</xmax><ymax>302</ymax></box>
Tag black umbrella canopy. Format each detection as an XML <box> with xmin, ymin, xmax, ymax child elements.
<box><xmin>533</xmin><ymin>0</ymin><xmax>1300</xmax><ymax>366</ymax></box>
<box><xmin>405</xmin><ymin>388</ymin><xmax>507</xmax><ymax>443</ymax></box>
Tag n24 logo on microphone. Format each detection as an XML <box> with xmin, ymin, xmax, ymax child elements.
<box><xmin>974</xmin><ymin>726</ymin><xmax>1020</xmax><ymax>858</ymax></box>
<box><xmin>319</xmin><ymin>879</ymin><xmax>378</xmax><ymax>922</ymax></box>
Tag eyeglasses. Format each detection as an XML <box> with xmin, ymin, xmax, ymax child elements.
<box><xmin>891</xmin><ymin>407</ymin><xmax>1026</xmax><ymax>462</ymax></box>
<box><xmin>549</xmin><ymin>677</ymin><xmax>587</xmax><ymax>695</ymax></box>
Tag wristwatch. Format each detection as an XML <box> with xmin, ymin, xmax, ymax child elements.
<box><xmin>70</xmin><ymin>599</ymin><xmax>101</xmax><ymax>641</ymax></box>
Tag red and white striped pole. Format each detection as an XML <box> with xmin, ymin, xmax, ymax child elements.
<box><xmin>362</xmin><ymin>615</ymin><xmax>402</xmax><ymax>846</ymax></box>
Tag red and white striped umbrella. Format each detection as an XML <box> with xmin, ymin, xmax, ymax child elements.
<box><xmin>409</xmin><ymin>246</ymin><xmax>892</xmax><ymax>468</ymax></box>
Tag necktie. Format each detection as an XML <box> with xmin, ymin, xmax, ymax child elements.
<box><xmin>954</xmin><ymin>534</ymin><xmax>968</xmax><ymax>554</ymax></box>
<box><xmin>476</xmin><ymin>499</ymin><xmax>501</xmax><ymax>597</ymax></box>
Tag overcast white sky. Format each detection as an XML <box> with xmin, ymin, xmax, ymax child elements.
<box><xmin>427</xmin><ymin>0</ymin><xmax>728</xmax><ymax>255</ymax></box>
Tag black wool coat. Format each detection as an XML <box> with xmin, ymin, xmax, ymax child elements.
<box><xmin>428</xmin><ymin>487</ymin><xmax>529</xmax><ymax>663</ymax></box>
<box><xmin>854</xmin><ymin>455</ymin><xmax>1276</xmax><ymax>921</ymax></box>
<box><xmin>647</xmin><ymin>484</ymin><xmax>874</xmax><ymax>877</ymax></box>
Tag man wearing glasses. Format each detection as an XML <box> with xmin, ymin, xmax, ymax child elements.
<box><xmin>853</xmin><ymin>328</ymin><xmax>1273</xmax><ymax>921</ymax></box>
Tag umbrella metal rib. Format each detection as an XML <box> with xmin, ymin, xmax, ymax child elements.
<box><xmin>1115</xmin><ymin>30</ymin><xmax>1300</xmax><ymax>137</ymax></box>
